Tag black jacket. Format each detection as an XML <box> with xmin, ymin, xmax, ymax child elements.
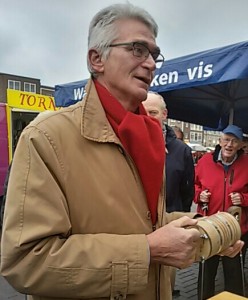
<box><xmin>164</xmin><ymin>125</ymin><xmax>195</xmax><ymax>212</ymax></box>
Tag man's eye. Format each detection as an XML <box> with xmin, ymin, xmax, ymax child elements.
<box><xmin>134</xmin><ymin>47</ymin><xmax>143</xmax><ymax>55</ymax></box>
<box><xmin>150</xmin><ymin>111</ymin><xmax>157</xmax><ymax>116</ymax></box>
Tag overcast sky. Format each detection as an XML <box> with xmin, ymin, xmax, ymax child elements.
<box><xmin>1</xmin><ymin>0</ymin><xmax>248</xmax><ymax>87</ymax></box>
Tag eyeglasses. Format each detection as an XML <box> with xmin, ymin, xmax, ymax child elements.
<box><xmin>221</xmin><ymin>137</ymin><xmax>240</xmax><ymax>145</ymax></box>
<box><xmin>108</xmin><ymin>42</ymin><xmax>164</xmax><ymax>68</ymax></box>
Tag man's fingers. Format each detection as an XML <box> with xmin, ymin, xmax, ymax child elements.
<box><xmin>220</xmin><ymin>240</ymin><xmax>244</xmax><ymax>257</ymax></box>
<box><xmin>171</xmin><ymin>216</ymin><xmax>198</xmax><ymax>228</ymax></box>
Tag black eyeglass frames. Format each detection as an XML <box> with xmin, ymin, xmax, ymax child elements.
<box><xmin>108</xmin><ymin>42</ymin><xmax>164</xmax><ymax>68</ymax></box>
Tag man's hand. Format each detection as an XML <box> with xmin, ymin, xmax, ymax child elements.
<box><xmin>229</xmin><ymin>192</ymin><xmax>242</xmax><ymax>206</ymax></box>
<box><xmin>199</xmin><ymin>190</ymin><xmax>211</xmax><ymax>203</ymax></box>
<box><xmin>146</xmin><ymin>216</ymin><xmax>201</xmax><ymax>269</ymax></box>
<box><xmin>219</xmin><ymin>240</ymin><xmax>244</xmax><ymax>258</ymax></box>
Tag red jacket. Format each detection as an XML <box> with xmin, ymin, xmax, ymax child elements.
<box><xmin>194</xmin><ymin>147</ymin><xmax>248</xmax><ymax>234</ymax></box>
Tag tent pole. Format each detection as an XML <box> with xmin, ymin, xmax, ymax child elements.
<box><xmin>229</xmin><ymin>107</ymin><xmax>234</xmax><ymax>124</ymax></box>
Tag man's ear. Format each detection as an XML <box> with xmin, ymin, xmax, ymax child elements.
<box><xmin>162</xmin><ymin>108</ymin><xmax>168</xmax><ymax>122</ymax></box>
<box><xmin>88</xmin><ymin>49</ymin><xmax>104</xmax><ymax>73</ymax></box>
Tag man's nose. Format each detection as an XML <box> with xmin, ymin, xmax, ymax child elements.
<box><xmin>142</xmin><ymin>54</ymin><xmax>156</xmax><ymax>71</ymax></box>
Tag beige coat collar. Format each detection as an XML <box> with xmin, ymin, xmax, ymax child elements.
<box><xmin>80</xmin><ymin>79</ymin><xmax>120</xmax><ymax>144</ymax></box>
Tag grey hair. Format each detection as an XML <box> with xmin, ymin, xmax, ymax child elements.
<box><xmin>87</xmin><ymin>2</ymin><xmax>158</xmax><ymax>76</ymax></box>
<box><xmin>148</xmin><ymin>91</ymin><xmax>166</xmax><ymax>109</ymax></box>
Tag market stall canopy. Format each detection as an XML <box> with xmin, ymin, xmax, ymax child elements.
<box><xmin>54</xmin><ymin>41</ymin><xmax>248</xmax><ymax>133</ymax></box>
<box><xmin>54</xmin><ymin>79</ymin><xmax>88</xmax><ymax>107</ymax></box>
<box><xmin>149</xmin><ymin>41</ymin><xmax>248</xmax><ymax>133</ymax></box>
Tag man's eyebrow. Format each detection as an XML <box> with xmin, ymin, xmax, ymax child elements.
<box><xmin>134</xmin><ymin>40</ymin><xmax>160</xmax><ymax>52</ymax></box>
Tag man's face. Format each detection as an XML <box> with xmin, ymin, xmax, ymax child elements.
<box><xmin>219</xmin><ymin>133</ymin><xmax>243</xmax><ymax>162</ymax></box>
<box><xmin>96</xmin><ymin>19</ymin><xmax>158</xmax><ymax>111</ymax></box>
<box><xmin>174</xmin><ymin>130</ymin><xmax>183</xmax><ymax>141</ymax></box>
<box><xmin>142</xmin><ymin>94</ymin><xmax>167</xmax><ymax>127</ymax></box>
<box><xmin>242</xmin><ymin>141</ymin><xmax>248</xmax><ymax>154</ymax></box>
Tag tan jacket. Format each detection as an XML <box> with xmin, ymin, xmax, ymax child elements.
<box><xmin>1</xmin><ymin>80</ymin><xmax>191</xmax><ymax>300</ymax></box>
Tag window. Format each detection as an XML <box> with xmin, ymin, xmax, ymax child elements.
<box><xmin>197</xmin><ymin>132</ymin><xmax>202</xmax><ymax>142</ymax></box>
<box><xmin>8</xmin><ymin>80</ymin><xmax>21</xmax><ymax>90</ymax></box>
<box><xmin>40</xmin><ymin>87</ymin><xmax>54</xmax><ymax>97</ymax></box>
<box><xmin>190</xmin><ymin>132</ymin><xmax>196</xmax><ymax>142</ymax></box>
<box><xmin>190</xmin><ymin>132</ymin><xmax>202</xmax><ymax>143</ymax></box>
<box><xmin>190</xmin><ymin>124</ymin><xmax>196</xmax><ymax>130</ymax></box>
<box><xmin>24</xmin><ymin>82</ymin><xmax>36</xmax><ymax>93</ymax></box>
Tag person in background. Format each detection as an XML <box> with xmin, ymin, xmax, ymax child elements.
<box><xmin>173</xmin><ymin>125</ymin><xmax>184</xmax><ymax>141</ymax></box>
<box><xmin>143</xmin><ymin>92</ymin><xmax>195</xmax><ymax>213</ymax></box>
<box><xmin>143</xmin><ymin>92</ymin><xmax>195</xmax><ymax>296</ymax></box>
<box><xmin>242</xmin><ymin>136</ymin><xmax>248</xmax><ymax>154</ymax></box>
<box><xmin>194</xmin><ymin>124</ymin><xmax>248</xmax><ymax>299</ymax></box>
<box><xmin>193</xmin><ymin>151</ymin><xmax>205</xmax><ymax>165</ymax></box>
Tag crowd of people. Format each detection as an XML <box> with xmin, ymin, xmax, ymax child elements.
<box><xmin>0</xmin><ymin>3</ymin><xmax>247</xmax><ymax>300</ymax></box>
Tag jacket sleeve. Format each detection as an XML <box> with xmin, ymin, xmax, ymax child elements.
<box><xmin>240</xmin><ymin>192</ymin><xmax>248</xmax><ymax>207</ymax></box>
<box><xmin>0</xmin><ymin>127</ymin><xmax>149</xmax><ymax>298</ymax></box>
<box><xmin>180</xmin><ymin>147</ymin><xmax>195</xmax><ymax>212</ymax></box>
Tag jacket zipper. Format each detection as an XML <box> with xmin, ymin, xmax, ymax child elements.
<box><xmin>223</xmin><ymin>173</ymin><xmax>227</xmax><ymax>211</ymax></box>
<box><xmin>224</xmin><ymin>168</ymin><xmax>234</xmax><ymax>211</ymax></box>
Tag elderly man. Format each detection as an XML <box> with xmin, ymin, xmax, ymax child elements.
<box><xmin>143</xmin><ymin>92</ymin><xmax>195</xmax><ymax>295</ymax></box>
<box><xmin>143</xmin><ymin>92</ymin><xmax>194</xmax><ymax>213</ymax></box>
<box><xmin>1</xmin><ymin>3</ymin><xmax>242</xmax><ymax>300</ymax></box>
<box><xmin>194</xmin><ymin>124</ymin><xmax>248</xmax><ymax>299</ymax></box>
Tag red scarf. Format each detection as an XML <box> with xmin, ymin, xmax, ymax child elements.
<box><xmin>94</xmin><ymin>80</ymin><xmax>165</xmax><ymax>225</ymax></box>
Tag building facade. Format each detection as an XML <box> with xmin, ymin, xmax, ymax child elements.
<box><xmin>0</xmin><ymin>72</ymin><xmax>55</xmax><ymax>199</ymax></box>
<box><xmin>167</xmin><ymin>119</ymin><xmax>220</xmax><ymax>148</ymax></box>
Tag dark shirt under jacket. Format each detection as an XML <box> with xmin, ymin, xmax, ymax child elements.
<box><xmin>164</xmin><ymin>125</ymin><xmax>195</xmax><ymax>213</ymax></box>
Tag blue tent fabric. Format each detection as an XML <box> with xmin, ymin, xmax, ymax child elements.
<box><xmin>149</xmin><ymin>41</ymin><xmax>248</xmax><ymax>133</ymax></box>
<box><xmin>54</xmin><ymin>79</ymin><xmax>88</xmax><ymax>107</ymax></box>
<box><xmin>150</xmin><ymin>40</ymin><xmax>248</xmax><ymax>92</ymax></box>
<box><xmin>54</xmin><ymin>41</ymin><xmax>248</xmax><ymax>132</ymax></box>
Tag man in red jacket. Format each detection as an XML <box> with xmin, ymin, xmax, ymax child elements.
<box><xmin>194</xmin><ymin>124</ymin><xmax>248</xmax><ymax>299</ymax></box>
